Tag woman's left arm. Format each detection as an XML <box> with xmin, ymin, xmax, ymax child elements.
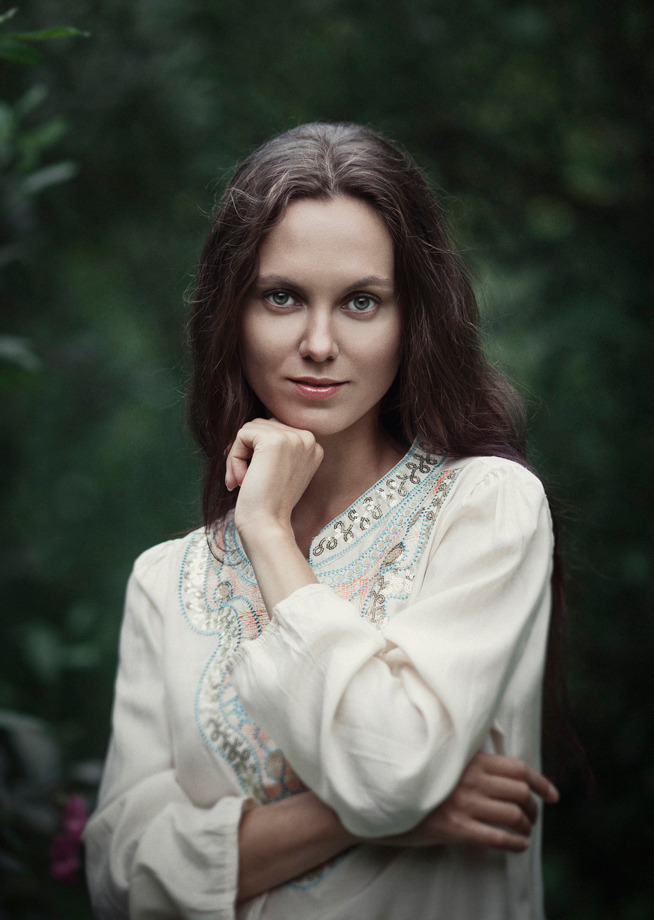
<box><xmin>236</xmin><ymin>751</ymin><xmax>558</xmax><ymax>902</ymax></box>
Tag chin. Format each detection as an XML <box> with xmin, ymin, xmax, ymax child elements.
<box><xmin>266</xmin><ymin>405</ymin><xmax>346</xmax><ymax>436</ymax></box>
<box><xmin>288</xmin><ymin>413</ymin><xmax>379</xmax><ymax>445</ymax></box>
<box><xmin>286</xmin><ymin>418</ymin><xmax>347</xmax><ymax>438</ymax></box>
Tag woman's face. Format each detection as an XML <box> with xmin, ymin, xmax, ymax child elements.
<box><xmin>240</xmin><ymin>195</ymin><xmax>402</xmax><ymax>444</ymax></box>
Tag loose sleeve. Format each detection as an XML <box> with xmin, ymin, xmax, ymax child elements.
<box><xmin>84</xmin><ymin>546</ymin><xmax>248</xmax><ymax>920</ymax></box>
<box><xmin>230</xmin><ymin>463</ymin><xmax>553</xmax><ymax>838</ymax></box>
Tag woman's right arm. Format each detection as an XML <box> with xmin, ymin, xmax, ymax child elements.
<box><xmin>84</xmin><ymin>550</ymin><xmax>248</xmax><ymax>919</ymax></box>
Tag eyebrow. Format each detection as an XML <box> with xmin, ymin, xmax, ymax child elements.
<box><xmin>255</xmin><ymin>274</ymin><xmax>395</xmax><ymax>290</ymax></box>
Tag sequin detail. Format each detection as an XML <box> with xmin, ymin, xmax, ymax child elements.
<box><xmin>310</xmin><ymin>448</ymin><xmax>446</xmax><ymax>562</ymax></box>
<box><xmin>312</xmin><ymin>462</ymin><xmax>460</xmax><ymax>627</ymax></box>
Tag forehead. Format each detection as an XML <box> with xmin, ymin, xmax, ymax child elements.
<box><xmin>257</xmin><ymin>196</ymin><xmax>394</xmax><ymax>280</ymax></box>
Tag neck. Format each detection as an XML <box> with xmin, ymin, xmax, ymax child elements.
<box><xmin>291</xmin><ymin>422</ymin><xmax>406</xmax><ymax>553</ymax></box>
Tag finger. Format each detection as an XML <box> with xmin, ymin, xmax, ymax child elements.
<box><xmin>471</xmin><ymin>799</ymin><xmax>533</xmax><ymax>837</ymax></box>
<box><xmin>477</xmin><ymin>776</ymin><xmax>539</xmax><ymax>824</ymax></box>
<box><xmin>482</xmin><ymin>755</ymin><xmax>559</xmax><ymax>803</ymax></box>
<box><xmin>475</xmin><ymin>823</ymin><xmax>529</xmax><ymax>853</ymax></box>
<box><xmin>225</xmin><ymin>428</ymin><xmax>257</xmax><ymax>489</ymax></box>
<box><xmin>225</xmin><ymin>455</ymin><xmax>249</xmax><ymax>490</ymax></box>
<box><xmin>450</xmin><ymin>816</ymin><xmax>529</xmax><ymax>853</ymax></box>
<box><xmin>524</xmin><ymin>766</ymin><xmax>559</xmax><ymax>804</ymax></box>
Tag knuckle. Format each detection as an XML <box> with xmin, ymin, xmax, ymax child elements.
<box><xmin>489</xmin><ymin>827</ymin><xmax>506</xmax><ymax>848</ymax></box>
<box><xmin>516</xmin><ymin>762</ymin><xmax>529</xmax><ymax>782</ymax></box>
<box><xmin>448</xmin><ymin>811</ymin><xmax>468</xmax><ymax>833</ymax></box>
<box><xmin>518</xmin><ymin>784</ymin><xmax>532</xmax><ymax>805</ymax></box>
<box><xmin>507</xmin><ymin>804</ymin><xmax>522</xmax><ymax>825</ymax></box>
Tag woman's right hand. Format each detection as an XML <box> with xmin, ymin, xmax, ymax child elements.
<box><xmin>373</xmin><ymin>752</ymin><xmax>559</xmax><ymax>853</ymax></box>
<box><xmin>225</xmin><ymin>418</ymin><xmax>323</xmax><ymax>611</ymax></box>
<box><xmin>226</xmin><ymin>417</ymin><xmax>323</xmax><ymax>537</ymax></box>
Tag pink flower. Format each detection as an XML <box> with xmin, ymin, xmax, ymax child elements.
<box><xmin>49</xmin><ymin>793</ymin><xmax>89</xmax><ymax>884</ymax></box>
<box><xmin>62</xmin><ymin>793</ymin><xmax>88</xmax><ymax>842</ymax></box>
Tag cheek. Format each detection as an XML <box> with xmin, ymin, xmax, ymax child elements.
<box><xmin>367</xmin><ymin>322</ymin><xmax>402</xmax><ymax>386</ymax></box>
<box><xmin>239</xmin><ymin>314</ymin><xmax>273</xmax><ymax>379</ymax></box>
<box><xmin>240</xmin><ymin>308</ymin><xmax>296</xmax><ymax>370</ymax></box>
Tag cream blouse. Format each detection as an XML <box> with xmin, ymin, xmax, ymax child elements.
<box><xmin>84</xmin><ymin>445</ymin><xmax>553</xmax><ymax>919</ymax></box>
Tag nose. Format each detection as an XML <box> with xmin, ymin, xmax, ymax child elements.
<box><xmin>298</xmin><ymin>308</ymin><xmax>339</xmax><ymax>362</ymax></box>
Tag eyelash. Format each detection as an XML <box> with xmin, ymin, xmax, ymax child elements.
<box><xmin>263</xmin><ymin>290</ymin><xmax>380</xmax><ymax>314</ymax></box>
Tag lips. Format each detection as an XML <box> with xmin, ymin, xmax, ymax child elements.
<box><xmin>289</xmin><ymin>377</ymin><xmax>346</xmax><ymax>400</ymax></box>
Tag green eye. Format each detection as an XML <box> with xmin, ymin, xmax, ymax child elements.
<box><xmin>346</xmin><ymin>295</ymin><xmax>377</xmax><ymax>313</ymax></box>
<box><xmin>267</xmin><ymin>290</ymin><xmax>295</xmax><ymax>307</ymax></box>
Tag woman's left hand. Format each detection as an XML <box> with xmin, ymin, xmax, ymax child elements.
<box><xmin>372</xmin><ymin>752</ymin><xmax>559</xmax><ymax>853</ymax></box>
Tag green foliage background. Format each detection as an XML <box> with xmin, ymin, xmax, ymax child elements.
<box><xmin>1</xmin><ymin>1</ymin><xmax>652</xmax><ymax>917</ymax></box>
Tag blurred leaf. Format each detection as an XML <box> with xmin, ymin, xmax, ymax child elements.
<box><xmin>0</xmin><ymin>336</ymin><xmax>41</xmax><ymax>371</ymax></box>
<box><xmin>19</xmin><ymin>115</ymin><xmax>68</xmax><ymax>152</ymax></box>
<box><xmin>12</xmin><ymin>82</ymin><xmax>49</xmax><ymax>119</ymax></box>
<box><xmin>0</xmin><ymin>9</ymin><xmax>88</xmax><ymax>65</ymax></box>
<box><xmin>0</xmin><ymin>36</ymin><xmax>42</xmax><ymax>64</ymax></box>
<box><xmin>0</xmin><ymin>710</ymin><xmax>61</xmax><ymax>793</ymax></box>
<box><xmin>19</xmin><ymin>159</ymin><xmax>77</xmax><ymax>195</ymax></box>
<box><xmin>5</xmin><ymin>26</ymin><xmax>90</xmax><ymax>41</ymax></box>
<box><xmin>0</xmin><ymin>8</ymin><xmax>17</xmax><ymax>27</ymax></box>
<box><xmin>21</xmin><ymin>623</ymin><xmax>62</xmax><ymax>685</ymax></box>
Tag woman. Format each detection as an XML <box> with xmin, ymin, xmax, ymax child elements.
<box><xmin>85</xmin><ymin>122</ymin><xmax>560</xmax><ymax>919</ymax></box>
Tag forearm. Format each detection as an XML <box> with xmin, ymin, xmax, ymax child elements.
<box><xmin>239</xmin><ymin>522</ymin><xmax>318</xmax><ymax>611</ymax></box>
<box><xmin>237</xmin><ymin>752</ymin><xmax>559</xmax><ymax>905</ymax></box>
<box><xmin>237</xmin><ymin>791</ymin><xmax>358</xmax><ymax>903</ymax></box>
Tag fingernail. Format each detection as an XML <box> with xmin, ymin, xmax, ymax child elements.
<box><xmin>548</xmin><ymin>784</ymin><xmax>560</xmax><ymax>803</ymax></box>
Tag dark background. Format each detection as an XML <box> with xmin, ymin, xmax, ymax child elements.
<box><xmin>1</xmin><ymin>1</ymin><xmax>652</xmax><ymax>917</ymax></box>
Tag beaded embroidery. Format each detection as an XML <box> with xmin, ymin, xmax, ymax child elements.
<box><xmin>180</xmin><ymin>526</ymin><xmax>306</xmax><ymax>803</ymax></box>
<box><xmin>180</xmin><ymin>445</ymin><xmax>461</xmax><ymax>881</ymax></box>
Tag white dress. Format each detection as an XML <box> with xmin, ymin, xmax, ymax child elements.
<box><xmin>84</xmin><ymin>444</ymin><xmax>553</xmax><ymax>919</ymax></box>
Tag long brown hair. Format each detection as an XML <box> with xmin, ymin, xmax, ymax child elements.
<box><xmin>188</xmin><ymin>122</ymin><xmax>528</xmax><ymax>527</ymax></box>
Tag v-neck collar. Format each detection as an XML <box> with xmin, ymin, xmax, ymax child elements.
<box><xmin>307</xmin><ymin>441</ymin><xmax>446</xmax><ymax>561</ymax></box>
<box><xmin>219</xmin><ymin>440</ymin><xmax>447</xmax><ymax>570</ymax></box>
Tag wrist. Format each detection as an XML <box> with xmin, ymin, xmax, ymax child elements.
<box><xmin>237</xmin><ymin>517</ymin><xmax>296</xmax><ymax>558</ymax></box>
<box><xmin>236</xmin><ymin>519</ymin><xmax>317</xmax><ymax>611</ymax></box>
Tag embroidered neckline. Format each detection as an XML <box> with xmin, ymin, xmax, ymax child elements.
<box><xmin>308</xmin><ymin>441</ymin><xmax>446</xmax><ymax>561</ymax></box>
